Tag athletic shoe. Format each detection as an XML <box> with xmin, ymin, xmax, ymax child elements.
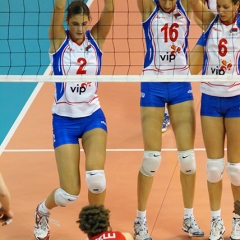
<box><xmin>230</xmin><ymin>217</ymin><xmax>240</xmax><ymax>240</ymax></box>
<box><xmin>34</xmin><ymin>203</ymin><xmax>50</xmax><ymax>240</ymax></box>
<box><xmin>182</xmin><ymin>216</ymin><xmax>204</xmax><ymax>237</ymax></box>
<box><xmin>162</xmin><ymin>112</ymin><xmax>170</xmax><ymax>133</ymax></box>
<box><xmin>133</xmin><ymin>217</ymin><xmax>152</xmax><ymax>240</ymax></box>
<box><xmin>209</xmin><ymin>217</ymin><xmax>225</xmax><ymax>240</ymax></box>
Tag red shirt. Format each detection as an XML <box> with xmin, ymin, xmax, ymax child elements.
<box><xmin>90</xmin><ymin>231</ymin><xmax>126</xmax><ymax>240</ymax></box>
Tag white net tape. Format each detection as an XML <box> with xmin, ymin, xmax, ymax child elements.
<box><xmin>0</xmin><ymin>74</ymin><xmax>239</xmax><ymax>82</ymax></box>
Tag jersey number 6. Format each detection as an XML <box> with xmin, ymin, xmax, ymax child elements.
<box><xmin>218</xmin><ymin>38</ymin><xmax>228</xmax><ymax>57</ymax></box>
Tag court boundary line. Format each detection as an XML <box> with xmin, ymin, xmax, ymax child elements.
<box><xmin>0</xmin><ymin>82</ymin><xmax>44</xmax><ymax>156</ymax></box>
<box><xmin>0</xmin><ymin>66</ymin><xmax>53</xmax><ymax>156</ymax></box>
<box><xmin>0</xmin><ymin>1</ymin><xmax>95</xmax><ymax>157</ymax></box>
<box><xmin>2</xmin><ymin>148</ymin><xmax>227</xmax><ymax>152</ymax></box>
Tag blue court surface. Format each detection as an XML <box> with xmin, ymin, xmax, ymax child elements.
<box><xmin>0</xmin><ymin>0</ymin><xmax>89</xmax><ymax>147</ymax></box>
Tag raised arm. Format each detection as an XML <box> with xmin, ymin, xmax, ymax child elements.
<box><xmin>91</xmin><ymin>0</ymin><xmax>115</xmax><ymax>50</ymax></box>
<box><xmin>137</xmin><ymin>0</ymin><xmax>155</xmax><ymax>21</ymax></box>
<box><xmin>48</xmin><ymin>0</ymin><xmax>66</xmax><ymax>53</ymax></box>
<box><xmin>189</xmin><ymin>0</ymin><xmax>215</xmax><ymax>30</ymax></box>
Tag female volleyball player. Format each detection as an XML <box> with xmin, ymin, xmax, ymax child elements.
<box><xmin>134</xmin><ymin>0</ymin><xmax>204</xmax><ymax>239</ymax></box>
<box><xmin>33</xmin><ymin>0</ymin><xmax>114</xmax><ymax>239</ymax></box>
<box><xmin>0</xmin><ymin>172</ymin><xmax>13</xmax><ymax>226</ymax></box>
<box><xmin>78</xmin><ymin>205</ymin><xmax>134</xmax><ymax>240</ymax></box>
<box><xmin>189</xmin><ymin>0</ymin><xmax>240</xmax><ymax>239</ymax></box>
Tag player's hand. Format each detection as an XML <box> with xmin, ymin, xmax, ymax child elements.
<box><xmin>0</xmin><ymin>207</ymin><xmax>13</xmax><ymax>226</ymax></box>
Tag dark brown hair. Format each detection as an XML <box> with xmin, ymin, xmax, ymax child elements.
<box><xmin>66</xmin><ymin>0</ymin><xmax>91</xmax><ymax>20</ymax></box>
<box><xmin>77</xmin><ymin>205</ymin><xmax>110</xmax><ymax>238</ymax></box>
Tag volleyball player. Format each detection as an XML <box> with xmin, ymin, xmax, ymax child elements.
<box><xmin>133</xmin><ymin>0</ymin><xmax>204</xmax><ymax>239</ymax></box>
<box><xmin>189</xmin><ymin>0</ymin><xmax>240</xmax><ymax>239</ymax></box>
<box><xmin>0</xmin><ymin>172</ymin><xmax>13</xmax><ymax>226</ymax></box>
<box><xmin>78</xmin><ymin>205</ymin><xmax>134</xmax><ymax>240</ymax></box>
<box><xmin>33</xmin><ymin>0</ymin><xmax>114</xmax><ymax>239</ymax></box>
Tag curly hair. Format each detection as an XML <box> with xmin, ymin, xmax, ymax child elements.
<box><xmin>77</xmin><ymin>205</ymin><xmax>110</xmax><ymax>238</ymax></box>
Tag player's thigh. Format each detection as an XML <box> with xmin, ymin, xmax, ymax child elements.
<box><xmin>82</xmin><ymin>128</ymin><xmax>107</xmax><ymax>170</ymax></box>
<box><xmin>55</xmin><ymin>144</ymin><xmax>80</xmax><ymax>193</ymax></box>
<box><xmin>141</xmin><ymin>106</ymin><xmax>164</xmax><ymax>150</ymax></box>
<box><xmin>201</xmin><ymin>116</ymin><xmax>225</xmax><ymax>159</ymax></box>
<box><xmin>169</xmin><ymin>100</ymin><xmax>195</xmax><ymax>150</ymax></box>
<box><xmin>226</xmin><ymin>118</ymin><xmax>240</xmax><ymax>163</ymax></box>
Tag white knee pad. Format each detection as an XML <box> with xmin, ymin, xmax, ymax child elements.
<box><xmin>227</xmin><ymin>162</ymin><xmax>240</xmax><ymax>186</ymax></box>
<box><xmin>206</xmin><ymin>158</ymin><xmax>225</xmax><ymax>183</ymax></box>
<box><xmin>140</xmin><ymin>151</ymin><xmax>161</xmax><ymax>177</ymax></box>
<box><xmin>54</xmin><ymin>188</ymin><xmax>78</xmax><ymax>207</ymax></box>
<box><xmin>178</xmin><ymin>149</ymin><xmax>196</xmax><ymax>175</ymax></box>
<box><xmin>86</xmin><ymin>170</ymin><xmax>106</xmax><ymax>194</ymax></box>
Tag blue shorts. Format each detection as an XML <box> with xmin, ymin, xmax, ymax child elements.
<box><xmin>201</xmin><ymin>93</ymin><xmax>240</xmax><ymax>117</ymax></box>
<box><xmin>140</xmin><ymin>82</ymin><xmax>194</xmax><ymax>107</ymax></box>
<box><xmin>52</xmin><ymin>108</ymin><xmax>107</xmax><ymax>148</ymax></box>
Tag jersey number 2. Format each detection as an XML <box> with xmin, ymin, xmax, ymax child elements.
<box><xmin>76</xmin><ymin>58</ymin><xmax>87</xmax><ymax>74</ymax></box>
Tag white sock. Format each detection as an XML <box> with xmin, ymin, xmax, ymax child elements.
<box><xmin>184</xmin><ymin>208</ymin><xmax>193</xmax><ymax>219</ymax></box>
<box><xmin>38</xmin><ymin>201</ymin><xmax>51</xmax><ymax>214</ymax></box>
<box><xmin>137</xmin><ymin>210</ymin><xmax>146</xmax><ymax>219</ymax></box>
<box><xmin>211</xmin><ymin>210</ymin><xmax>221</xmax><ymax>219</ymax></box>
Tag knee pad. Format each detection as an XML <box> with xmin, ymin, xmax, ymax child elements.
<box><xmin>206</xmin><ymin>158</ymin><xmax>225</xmax><ymax>183</ymax></box>
<box><xmin>178</xmin><ymin>149</ymin><xmax>196</xmax><ymax>175</ymax></box>
<box><xmin>140</xmin><ymin>151</ymin><xmax>161</xmax><ymax>177</ymax></box>
<box><xmin>86</xmin><ymin>170</ymin><xmax>106</xmax><ymax>194</ymax></box>
<box><xmin>227</xmin><ymin>162</ymin><xmax>240</xmax><ymax>186</ymax></box>
<box><xmin>54</xmin><ymin>188</ymin><xmax>78</xmax><ymax>207</ymax></box>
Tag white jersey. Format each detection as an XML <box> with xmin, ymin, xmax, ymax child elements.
<box><xmin>142</xmin><ymin>0</ymin><xmax>190</xmax><ymax>76</ymax></box>
<box><xmin>205</xmin><ymin>0</ymin><xmax>217</xmax><ymax>13</ymax></box>
<box><xmin>201</xmin><ymin>14</ymin><xmax>240</xmax><ymax>97</ymax></box>
<box><xmin>49</xmin><ymin>30</ymin><xmax>102</xmax><ymax>118</ymax></box>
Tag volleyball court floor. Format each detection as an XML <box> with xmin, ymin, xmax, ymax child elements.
<box><xmin>0</xmin><ymin>0</ymin><xmax>234</xmax><ymax>239</ymax></box>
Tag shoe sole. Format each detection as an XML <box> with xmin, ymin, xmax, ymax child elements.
<box><xmin>208</xmin><ymin>230</ymin><xmax>225</xmax><ymax>240</ymax></box>
<box><xmin>182</xmin><ymin>228</ymin><xmax>204</xmax><ymax>237</ymax></box>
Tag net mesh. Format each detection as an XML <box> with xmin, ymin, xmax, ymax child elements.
<box><xmin>0</xmin><ymin>0</ymin><xmax>239</xmax><ymax>82</ymax></box>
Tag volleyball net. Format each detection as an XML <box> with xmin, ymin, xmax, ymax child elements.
<box><xmin>0</xmin><ymin>0</ymin><xmax>238</xmax><ymax>82</ymax></box>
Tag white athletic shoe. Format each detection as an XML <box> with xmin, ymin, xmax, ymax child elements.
<box><xmin>162</xmin><ymin>112</ymin><xmax>170</xmax><ymax>133</ymax></box>
<box><xmin>209</xmin><ymin>217</ymin><xmax>225</xmax><ymax>240</ymax></box>
<box><xmin>182</xmin><ymin>216</ymin><xmax>204</xmax><ymax>237</ymax></box>
<box><xmin>34</xmin><ymin>204</ymin><xmax>50</xmax><ymax>240</ymax></box>
<box><xmin>230</xmin><ymin>218</ymin><xmax>240</xmax><ymax>240</ymax></box>
<box><xmin>133</xmin><ymin>217</ymin><xmax>152</xmax><ymax>240</ymax></box>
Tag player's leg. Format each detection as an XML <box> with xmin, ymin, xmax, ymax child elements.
<box><xmin>82</xmin><ymin>128</ymin><xmax>107</xmax><ymax>205</ymax></box>
<box><xmin>169</xmin><ymin>96</ymin><xmax>203</xmax><ymax>237</ymax></box>
<box><xmin>225</xmin><ymin>105</ymin><xmax>240</xmax><ymax>240</ymax></box>
<box><xmin>34</xmin><ymin>115</ymin><xmax>81</xmax><ymax>240</ymax></box>
<box><xmin>201</xmin><ymin>94</ymin><xmax>226</xmax><ymax>240</ymax></box>
<box><xmin>133</xmin><ymin>106</ymin><xmax>164</xmax><ymax>240</ymax></box>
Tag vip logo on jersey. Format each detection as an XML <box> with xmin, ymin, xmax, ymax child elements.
<box><xmin>70</xmin><ymin>82</ymin><xmax>92</xmax><ymax>94</ymax></box>
<box><xmin>211</xmin><ymin>59</ymin><xmax>232</xmax><ymax>75</ymax></box>
<box><xmin>160</xmin><ymin>44</ymin><xmax>181</xmax><ymax>62</ymax></box>
<box><xmin>174</xmin><ymin>11</ymin><xmax>182</xmax><ymax>19</ymax></box>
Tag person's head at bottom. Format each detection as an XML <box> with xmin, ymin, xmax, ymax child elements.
<box><xmin>77</xmin><ymin>204</ymin><xmax>111</xmax><ymax>239</ymax></box>
<box><xmin>77</xmin><ymin>204</ymin><xmax>134</xmax><ymax>240</ymax></box>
